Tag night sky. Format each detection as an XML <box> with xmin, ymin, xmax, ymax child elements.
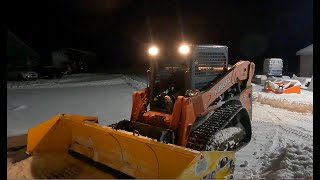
<box><xmin>6</xmin><ymin>0</ymin><xmax>313</xmax><ymax>73</ymax></box>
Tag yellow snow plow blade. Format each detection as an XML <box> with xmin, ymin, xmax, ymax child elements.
<box><xmin>26</xmin><ymin>114</ymin><xmax>235</xmax><ymax>179</ymax></box>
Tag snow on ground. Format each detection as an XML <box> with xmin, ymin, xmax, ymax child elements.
<box><xmin>235</xmin><ymin>102</ymin><xmax>313</xmax><ymax>179</ymax></box>
<box><xmin>7</xmin><ymin>74</ymin><xmax>134</xmax><ymax>136</ymax></box>
<box><xmin>7</xmin><ymin>73</ymin><xmax>313</xmax><ymax>179</ymax></box>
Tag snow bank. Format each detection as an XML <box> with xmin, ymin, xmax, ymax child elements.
<box><xmin>7</xmin><ymin>74</ymin><xmax>147</xmax><ymax>90</ymax></box>
<box><xmin>7</xmin><ymin>74</ymin><xmax>122</xmax><ymax>89</ymax></box>
<box><xmin>260</xmin><ymin>143</ymin><xmax>313</xmax><ymax>179</ymax></box>
<box><xmin>253</xmin><ymin>94</ymin><xmax>313</xmax><ymax>113</ymax></box>
<box><xmin>121</xmin><ymin>75</ymin><xmax>147</xmax><ymax>90</ymax></box>
<box><xmin>252</xmin><ymin>84</ymin><xmax>313</xmax><ymax>113</ymax></box>
<box><xmin>252</xmin><ymin>84</ymin><xmax>313</xmax><ymax>104</ymax></box>
<box><xmin>7</xmin><ymin>79</ymin><xmax>125</xmax><ymax>89</ymax></box>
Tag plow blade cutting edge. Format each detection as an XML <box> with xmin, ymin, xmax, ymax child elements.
<box><xmin>26</xmin><ymin>114</ymin><xmax>235</xmax><ymax>179</ymax></box>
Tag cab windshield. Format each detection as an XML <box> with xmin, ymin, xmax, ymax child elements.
<box><xmin>151</xmin><ymin>57</ymin><xmax>188</xmax><ymax>112</ymax></box>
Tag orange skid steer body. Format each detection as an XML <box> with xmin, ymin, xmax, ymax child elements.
<box><xmin>264</xmin><ymin>79</ymin><xmax>301</xmax><ymax>94</ymax></box>
<box><xmin>26</xmin><ymin>114</ymin><xmax>235</xmax><ymax>179</ymax></box>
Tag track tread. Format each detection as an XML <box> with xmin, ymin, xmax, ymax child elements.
<box><xmin>187</xmin><ymin>103</ymin><xmax>245</xmax><ymax>151</ymax></box>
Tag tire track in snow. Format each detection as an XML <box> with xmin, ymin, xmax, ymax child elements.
<box><xmin>245</xmin><ymin>103</ymin><xmax>313</xmax><ymax>179</ymax></box>
<box><xmin>255</xmin><ymin>107</ymin><xmax>313</xmax><ymax>179</ymax></box>
<box><xmin>279</xmin><ymin>126</ymin><xmax>313</xmax><ymax>141</ymax></box>
<box><xmin>267</xmin><ymin>110</ymin><xmax>312</xmax><ymax>142</ymax></box>
<box><xmin>253</xmin><ymin>102</ymin><xmax>312</xmax><ymax>124</ymax></box>
<box><xmin>267</xmin><ymin>126</ymin><xmax>281</xmax><ymax>153</ymax></box>
<box><xmin>252</xmin><ymin>119</ymin><xmax>312</xmax><ymax>142</ymax></box>
<box><xmin>253</xmin><ymin>107</ymin><xmax>282</xmax><ymax>153</ymax></box>
<box><xmin>253</xmin><ymin>103</ymin><xmax>313</xmax><ymax>141</ymax></box>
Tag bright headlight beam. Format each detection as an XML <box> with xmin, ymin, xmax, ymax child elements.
<box><xmin>179</xmin><ymin>44</ymin><xmax>190</xmax><ymax>55</ymax></box>
<box><xmin>148</xmin><ymin>46</ymin><xmax>159</xmax><ymax>56</ymax></box>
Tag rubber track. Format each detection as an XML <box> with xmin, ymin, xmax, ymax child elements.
<box><xmin>187</xmin><ymin>103</ymin><xmax>244</xmax><ymax>151</ymax></box>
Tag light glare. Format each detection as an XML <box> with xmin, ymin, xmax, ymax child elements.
<box><xmin>148</xmin><ymin>46</ymin><xmax>159</xmax><ymax>56</ymax></box>
<box><xmin>179</xmin><ymin>44</ymin><xmax>190</xmax><ymax>55</ymax></box>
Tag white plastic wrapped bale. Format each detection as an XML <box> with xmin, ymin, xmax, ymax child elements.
<box><xmin>263</xmin><ymin>58</ymin><xmax>283</xmax><ymax>76</ymax></box>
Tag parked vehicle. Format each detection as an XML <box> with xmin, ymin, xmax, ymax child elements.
<box><xmin>7</xmin><ymin>67</ymin><xmax>38</xmax><ymax>81</ymax></box>
<box><xmin>33</xmin><ymin>66</ymin><xmax>64</xmax><ymax>79</ymax></box>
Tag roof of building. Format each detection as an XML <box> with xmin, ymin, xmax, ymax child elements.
<box><xmin>53</xmin><ymin>48</ymin><xmax>95</xmax><ymax>55</ymax></box>
<box><xmin>7</xmin><ymin>30</ymin><xmax>40</xmax><ymax>58</ymax></box>
<box><xmin>296</xmin><ymin>44</ymin><xmax>313</xmax><ymax>56</ymax></box>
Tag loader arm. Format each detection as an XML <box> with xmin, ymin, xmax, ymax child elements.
<box><xmin>178</xmin><ymin>61</ymin><xmax>255</xmax><ymax>147</ymax></box>
<box><xmin>191</xmin><ymin>61</ymin><xmax>255</xmax><ymax>117</ymax></box>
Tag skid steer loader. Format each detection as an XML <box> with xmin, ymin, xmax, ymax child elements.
<box><xmin>26</xmin><ymin>44</ymin><xmax>255</xmax><ymax>179</ymax></box>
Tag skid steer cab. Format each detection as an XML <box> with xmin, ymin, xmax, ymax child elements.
<box><xmin>26</xmin><ymin>43</ymin><xmax>255</xmax><ymax>179</ymax></box>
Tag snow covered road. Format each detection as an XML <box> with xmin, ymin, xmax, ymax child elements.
<box><xmin>7</xmin><ymin>76</ymin><xmax>134</xmax><ymax>136</ymax></box>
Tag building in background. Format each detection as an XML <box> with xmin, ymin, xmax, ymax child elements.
<box><xmin>7</xmin><ymin>30</ymin><xmax>40</xmax><ymax>69</ymax></box>
<box><xmin>296</xmin><ymin>44</ymin><xmax>313</xmax><ymax>77</ymax></box>
<box><xmin>52</xmin><ymin>48</ymin><xmax>97</xmax><ymax>73</ymax></box>
<box><xmin>51</xmin><ymin>49</ymin><xmax>69</xmax><ymax>68</ymax></box>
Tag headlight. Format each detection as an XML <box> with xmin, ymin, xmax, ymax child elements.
<box><xmin>178</xmin><ymin>44</ymin><xmax>190</xmax><ymax>55</ymax></box>
<box><xmin>148</xmin><ymin>46</ymin><xmax>159</xmax><ymax>56</ymax></box>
